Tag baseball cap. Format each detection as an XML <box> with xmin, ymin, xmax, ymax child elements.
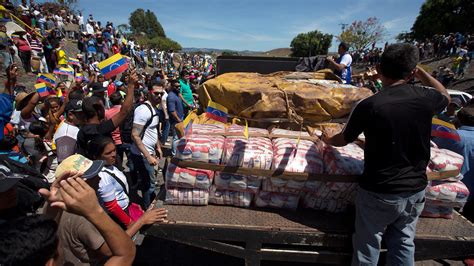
<box><xmin>55</xmin><ymin>154</ymin><xmax>105</xmax><ymax>180</ymax></box>
<box><xmin>65</xmin><ymin>99</ymin><xmax>83</xmax><ymax>113</ymax></box>
<box><xmin>91</xmin><ymin>82</ymin><xmax>107</xmax><ymax>93</ymax></box>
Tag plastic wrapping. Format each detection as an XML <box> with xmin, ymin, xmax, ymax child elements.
<box><xmin>223</xmin><ymin>137</ymin><xmax>273</xmax><ymax>170</ymax></box>
<box><xmin>421</xmin><ymin>200</ymin><xmax>454</xmax><ymax>219</ymax></box>
<box><xmin>261</xmin><ymin>178</ymin><xmax>306</xmax><ymax>195</ymax></box>
<box><xmin>425</xmin><ymin>180</ymin><xmax>470</xmax><ymax>208</ymax></box>
<box><xmin>272</xmin><ymin>138</ymin><xmax>324</xmax><ymax>174</ymax></box>
<box><xmin>226</xmin><ymin>124</ymin><xmax>269</xmax><ymax>136</ymax></box>
<box><xmin>254</xmin><ymin>191</ymin><xmax>300</xmax><ymax>210</ymax></box>
<box><xmin>165</xmin><ymin>188</ymin><xmax>209</xmax><ymax>206</ymax></box>
<box><xmin>214</xmin><ymin>172</ymin><xmax>262</xmax><ymax>193</ymax></box>
<box><xmin>302</xmin><ymin>196</ymin><xmax>352</xmax><ymax>213</ymax></box>
<box><xmin>165</xmin><ymin>163</ymin><xmax>215</xmax><ymax>190</ymax></box>
<box><xmin>323</xmin><ymin>143</ymin><xmax>364</xmax><ymax>175</ymax></box>
<box><xmin>190</xmin><ymin>123</ymin><xmax>226</xmax><ymax>135</ymax></box>
<box><xmin>429</xmin><ymin>148</ymin><xmax>464</xmax><ymax>172</ymax></box>
<box><xmin>175</xmin><ymin>135</ymin><xmax>225</xmax><ymax>164</ymax></box>
<box><xmin>209</xmin><ymin>186</ymin><xmax>253</xmax><ymax>207</ymax></box>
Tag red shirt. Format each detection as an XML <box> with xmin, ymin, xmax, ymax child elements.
<box><xmin>105</xmin><ymin>105</ymin><xmax>122</xmax><ymax>145</ymax></box>
<box><xmin>15</xmin><ymin>38</ymin><xmax>31</xmax><ymax>52</ymax></box>
<box><xmin>107</xmin><ymin>83</ymin><xmax>116</xmax><ymax>97</ymax></box>
<box><xmin>112</xmin><ymin>44</ymin><xmax>120</xmax><ymax>54</ymax></box>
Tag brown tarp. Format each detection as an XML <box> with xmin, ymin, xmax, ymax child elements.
<box><xmin>198</xmin><ymin>70</ymin><xmax>373</xmax><ymax>128</ymax></box>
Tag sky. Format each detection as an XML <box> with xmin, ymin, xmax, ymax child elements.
<box><xmin>62</xmin><ymin>0</ymin><xmax>425</xmax><ymax>51</ymax></box>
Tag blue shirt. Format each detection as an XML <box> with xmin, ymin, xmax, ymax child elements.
<box><xmin>433</xmin><ymin>126</ymin><xmax>474</xmax><ymax>199</ymax></box>
<box><xmin>167</xmin><ymin>91</ymin><xmax>184</xmax><ymax>124</ymax></box>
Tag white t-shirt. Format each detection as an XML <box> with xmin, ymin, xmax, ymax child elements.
<box><xmin>86</xmin><ymin>23</ymin><xmax>94</xmax><ymax>35</ymax></box>
<box><xmin>98</xmin><ymin>166</ymin><xmax>129</xmax><ymax>210</ymax></box>
<box><xmin>339</xmin><ymin>54</ymin><xmax>352</xmax><ymax>84</ymax></box>
<box><xmin>77</xmin><ymin>15</ymin><xmax>84</xmax><ymax>25</ymax></box>
<box><xmin>131</xmin><ymin>102</ymin><xmax>159</xmax><ymax>155</ymax></box>
<box><xmin>53</xmin><ymin>121</ymin><xmax>79</xmax><ymax>163</ymax></box>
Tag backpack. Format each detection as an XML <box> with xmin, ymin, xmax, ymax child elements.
<box><xmin>120</xmin><ymin>102</ymin><xmax>158</xmax><ymax>144</ymax></box>
<box><xmin>0</xmin><ymin>154</ymin><xmax>50</xmax><ymax>218</ymax></box>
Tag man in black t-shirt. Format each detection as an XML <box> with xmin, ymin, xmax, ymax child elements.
<box><xmin>76</xmin><ymin>71</ymin><xmax>138</xmax><ymax>156</ymax></box>
<box><xmin>322</xmin><ymin>43</ymin><xmax>450</xmax><ymax>265</ymax></box>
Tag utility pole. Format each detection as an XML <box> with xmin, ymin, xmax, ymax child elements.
<box><xmin>339</xmin><ymin>23</ymin><xmax>348</xmax><ymax>33</ymax></box>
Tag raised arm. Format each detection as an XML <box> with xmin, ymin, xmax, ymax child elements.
<box><xmin>415</xmin><ymin>66</ymin><xmax>450</xmax><ymax>102</ymax></box>
<box><xmin>58</xmin><ymin>177</ymin><xmax>136</xmax><ymax>266</ymax></box>
<box><xmin>111</xmin><ymin>70</ymin><xmax>138</xmax><ymax>128</ymax></box>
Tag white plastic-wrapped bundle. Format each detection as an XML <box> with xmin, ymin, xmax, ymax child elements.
<box><xmin>209</xmin><ymin>186</ymin><xmax>253</xmax><ymax>207</ymax></box>
<box><xmin>323</xmin><ymin>143</ymin><xmax>364</xmax><ymax>175</ymax></box>
<box><xmin>254</xmin><ymin>191</ymin><xmax>300</xmax><ymax>210</ymax></box>
<box><xmin>261</xmin><ymin>178</ymin><xmax>306</xmax><ymax>195</ymax></box>
<box><xmin>302</xmin><ymin>196</ymin><xmax>351</xmax><ymax>213</ymax></box>
<box><xmin>165</xmin><ymin>163</ymin><xmax>215</xmax><ymax>190</ymax></box>
<box><xmin>190</xmin><ymin>123</ymin><xmax>226</xmax><ymax>135</ymax></box>
<box><xmin>303</xmin><ymin>181</ymin><xmax>357</xmax><ymax>212</ymax></box>
<box><xmin>223</xmin><ymin>137</ymin><xmax>273</xmax><ymax>170</ymax></box>
<box><xmin>226</xmin><ymin>124</ymin><xmax>269</xmax><ymax>136</ymax></box>
<box><xmin>429</xmin><ymin>148</ymin><xmax>464</xmax><ymax>173</ymax></box>
<box><xmin>421</xmin><ymin>200</ymin><xmax>454</xmax><ymax>219</ymax></box>
<box><xmin>272</xmin><ymin>138</ymin><xmax>324</xmax><ymax>174</ymax></box>
<box><xmin>175</xmin><ymin>135</ymin><xmax>225</xmax><ymax>164</ymax></box>
<box><xmin>165</xmin><ymin>188</ymin><xmax>209</xmax><ymax>205</ymax></box>
<box><xmin>270</xmin><ymin>128</ymin><xmax>310</xmax><ymax>137</ymax></box>
<box><xmin>214</xmin><ymin>172</ymin><xmax>262</xmax><ymax>193</ymax></box>
<box><xmin>425</xmin><ymin>180</ymin><xmax>470</xmax><ymax>208</ymax></box>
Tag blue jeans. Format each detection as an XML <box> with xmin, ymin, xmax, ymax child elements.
<box><xmin>158</xmin><ymin>110</ymin><xmax>170</xmax><ymax>144</ymax></box>
<box><xmin>352</xmin><ymin>188</ymin><xmax>425</xmax><ymax>266</ymax></box>
<box><xmin>170</xmin><ymin>122</ymin><xmax>179</xmax><ymax>156</ymax></box>
<box><xmin>1</xmin><ymin>50</ymin><xmax>12</xmax><ymax>71</ymax></box>
<box><xmin>130</xmin><ymin>153</ymin><xmax>156</xmax><ymax>209</ymax></box>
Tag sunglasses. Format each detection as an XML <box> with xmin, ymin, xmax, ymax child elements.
<box><xmin>153</xmin><ymin>91</ymin><xmax>163</xmax><ymax>97</ymax></box>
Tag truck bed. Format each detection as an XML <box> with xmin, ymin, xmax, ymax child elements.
<box><xmin>145</xmin><ymin>205</ymin><xmax>474</xmax><ymax>265</ymax></box>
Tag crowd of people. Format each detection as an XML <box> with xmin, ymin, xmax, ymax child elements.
<box><xmin>0</xmin><ymin>1</ymin><xmax>217</xmax><ymax>265</ymax></box>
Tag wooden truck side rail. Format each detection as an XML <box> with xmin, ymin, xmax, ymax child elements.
<box><xmin>143</xmin><ymin>205</ymin><xmax>474</xmax><ymax>266</ymax></box>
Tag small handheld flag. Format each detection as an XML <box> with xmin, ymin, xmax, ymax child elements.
<box><xmin>35</xmin><ymin>83</ymin><xmax>53</xmax><ymax>98</ymax></box>
<box><xmin>36</xmin><ymin>73</ymin><xmax>56</xmax><ymax>88</ymax></box>
<box><xmin>431</xmin><ymin>118</ymin><xmax>460</xmax><ymax>141</ymax></box>
<box><xmin>206</xmin><ymin>100</ymin><xmax>228</xmax><ymax>123</ymax></box>
<box><xmin>53</xmin><ymin>66</ymin><xmax>74</xmax><ymax>77</ymax></box>
<box><xmin>68</xmin><ymin>57</ymin><xmax>81</xmax><ymax>67</ymax></box>
<box><xmin>98</xmin><ymin>53</ymin><xmax>129</xmax><ymax>79</ymax></box>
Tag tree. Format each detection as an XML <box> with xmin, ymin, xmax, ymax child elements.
<box><xmin>411</xmin><ymin>0</ymin><xmax>474</xmax><ymax>40</ymax></box>
<box><xmin>395</xmin><ymin>32</ymin><xmax>415</xmax><ymax>43</ymax></box>
<box><xmin>221</xmin><ymin>50</ymin><xmax>239</xmax><ymax>56</ymax></box>
<box><xmin>117</xmin><ymin>24</ymin><xmax>130</xmax><ymax>35</ymax></box>
<box><xmin>136</xmin><ymin>36</ymin><xmax>182</xmax><ymax>51</ymax></box>
<box><xmin>290</xmin><ymin>30</ymin><xmax>333</xmax><ymax>57</ymax></box>
<box><xmin>337</xmin><ymin>17</ymin><xmax>385</xmax><ymax>51</ymax></box>
<box><xmin>129</xmin><ymin>8</ymin><xmax>165</xmax><ymax>38</ymax></box>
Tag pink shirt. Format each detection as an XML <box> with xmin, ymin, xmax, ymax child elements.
<box><xmin>105</xmin><ymin>105</ymin><xmax>122</xmax><ymax>145</ymax></box>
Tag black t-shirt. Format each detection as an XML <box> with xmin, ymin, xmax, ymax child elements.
<box><xmin>76</xmin><ymin>119</ymin><xmax>116</xmax><ymax>156</ymax></box>
<box><xmin>343</xmin><ymin>84</ymin><xmax>449</xmax><ymax>194</ymax></box>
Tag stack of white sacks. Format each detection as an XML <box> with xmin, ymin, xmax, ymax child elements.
<box><xmin>165</xmin><ymin>124</ymin><xmax>225</xmax><ymax>205</ymax></box>
<box><xmin>166</xmin><ymin>126</ymin><xmax>470</xmax><ymax>216</ymax></box>
<box><xmin>255</xmin><ymin>129</ymin><xmax>324</xmax><ymax>209</ymax></box>
<box><xmin>211</xmin><ymin>125</ymin><xmax>273</xmax><ymax>207</ymax></box>
<box><xmin>422</xmin><ymin>147</ymin><xmax>469</xmax><ymax>219</ymax></box>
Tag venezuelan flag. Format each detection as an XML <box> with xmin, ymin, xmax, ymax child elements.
<box><xmin>53</xmin><ymin>66</ymin><xmax>74</xmax><ymax>77</ymax></box>
<box><xmin>36</xmin><ymin>73</ymin><xmax>56</xmax><ymax>88</ymax></box>
<box><xmin>431</xmin><ymin>117</ymin><xmax>461</xmax><ymax>141</ymax></box>
<box><xmin>206</xmin><ymin>100</ymin><xmax>228</xmax><ymax>123</ymax></box>
<box><xmin>68</xmin><ymin>57</ymin><xmax>81</xmax><ymax>67</ymax></box>
<box><xmin>75</xmin><ymin>73</ymin><xmax>83</xmax><ymax>82</ymax></box>
<box><xmin>35</xmin><ymin>83</ymin><xmax>52</xmax><ymax>98</ymax></box>
<box><xmin>98</xmin><ymin>53</ymin><xmax>129</xmax><ymax>79</ymax></box>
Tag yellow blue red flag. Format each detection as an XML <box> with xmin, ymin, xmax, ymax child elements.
<box><xmin>98</xmin><ymin>53</ymin><xmax>129</xmax><ymax>79</ymax></box>
<box><xmin>206</xmin><ymin>100</ymin><xmax>228</xmax><ymax>123</ymax></box>
<box><xmin>36</xmin><ymin>73</ymin><xmax>56</xmax><ymax>88</ymax></box>
<box><xmin>431</xmin><ymin>118</ymin><xmax>460</xmax><ymax>141</ymax></box>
